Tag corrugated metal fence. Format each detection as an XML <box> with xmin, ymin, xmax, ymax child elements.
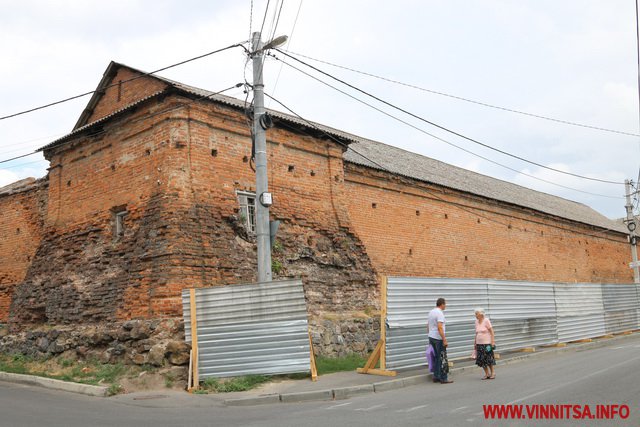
<box><xmin>384</xmin><ymin>277</ymin><xmax>639</xmax><ymax>371</ymax></box>
<box><xmin>488</xmin><ymin>281</ymin><xmax>558</xmax><ymax>351</ymax></box>
<box><xmin>555</xmin><ymin>283</ymin><xmax>606</xmax><ymax>342</ymax></box>
<box><xmin>385</xmin><ymin>278</ymin><xmax>487</xmax><ymax>369</ymax></box>
<box><xmin>182</xmin><ymin>279</ymin><xmax>311</xmax><ymax>379</ymax></box>
<box><xmin>603</xmin><ymin>283</ymin><xmax>639</xmax><ymax>334</ymax></box>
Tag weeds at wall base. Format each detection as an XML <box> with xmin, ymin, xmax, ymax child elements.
<box><xmin>0</xmin><ymin>352</ymin><xmax>181</xmax><ymax>395</ymax></box>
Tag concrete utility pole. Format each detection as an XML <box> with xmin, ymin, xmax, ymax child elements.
<box><xmin>251</xmin><ymin>32</ymin><xmax>286</xmax><ymax>283</ymax></box>
<box><xmin>624</xmin><ymin>179</ymin><xmax>640</xmax><ymax>283</ymax></box>
<box><xmin>251</xmin><ymin>32</ymin><xmax>272</xmax><ymax>283</ymax></box>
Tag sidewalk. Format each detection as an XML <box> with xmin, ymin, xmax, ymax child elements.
<box><xmin>217</xmin><ymin>332</ymin><xmax>638</xmax><ymax>406</ymax></box>
<box><xmin>1</xmin><ymin>332</ymin><xmax>637</xmax><ymax>407</ymax></box>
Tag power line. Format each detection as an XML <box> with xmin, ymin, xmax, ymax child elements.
<box><xmin>0</xmin><ymin>83</ymin><xmax>244</xmax><ymax>166</ymax></box>
<box><xmin>0</xmin><ymin>151</ymin><xmax>40</xmax><ymax>165</ymax></box>
<box><xmin>249</xmin><ymin>0</ymin><xmax>254</xmax><ymax>42</ymax></box>
<box><xmin>269</xmin><ymin>0</ymin><xmax>285</xmax><ymax>42</ymax></box>
<box><xmin>0</xmin><ymin>158</ymin><xmax>47</xmax><ymax>171</ymax></box>
<box><xmin>272</xmin><ymin>55</ymin><xmax>622</xmax><ymax>200</ymax></box>
<box><xmin>259</xmin><ymin>0</ymin><xmax>271</xmax><ymax>38</ymax></box>
<box><xmin>276</xmin><ymin>49</ymin><xmax>625</xmax><ymax>186</ymax></box>
<box><xmin>282</xmin><ymin>49</ymin><xmax>640</xmax><ymax>139</ymax></box>
<box><xmin>635</xmin><ymin>0</ymin><xmax>640</xmax><ymax>164</ymax></box>
<box><xmin>269</xmin><ymin>0</ymin><xmax>303</xmax><ymax>105</ymax></box>
<box><xmin>264</xmin><ymin>92</ymin><xmax>625</xmax><ymax>243</ymax></box>
<box><xmin>0</xmin><ymin>43</ymin><xmax>244</xmax><ymax>122</ymax></box>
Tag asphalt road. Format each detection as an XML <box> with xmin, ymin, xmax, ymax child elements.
<box><xmin>1</xmin><ymin>334</ymin><xmax>639</xmax><ymax>427</ymax></box>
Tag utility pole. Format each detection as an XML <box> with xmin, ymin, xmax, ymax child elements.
<box><xmin>624</xmin><ymin>179</ymin><xmax>639</xmax><ymax>283</ymax></box>
<box><xmin>251</xmin><ymin>32</ymin><xmax>272</xmax><ymax>283</ymax></box>
<box><xmin>250</xmin><ymin>32</ymin><xmax>287</xmax><ymax>282</ymax></box>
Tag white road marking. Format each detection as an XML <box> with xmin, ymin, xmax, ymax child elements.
<box><xmin>396</xmin><ymin>404</ymin><xmax>428</xmax><ymax>413</ymax></box>
<box><xmin>507</xmin><ymin>354</ymin><xmax>640</xmax><ymax>405</ymax></box>
<box><xmin>507</xmin><ymin>387</ymin><xmax>553</xmax><ymax>405</ymax></box>
<box><xmin>466</xmin><ymin>419</ymin><xmax>475</xmax><ymax>423</ymax></box>
<box><xmin>451</xmin><ymin>406</ymin><xmax>468</xmax><ymax>413</ymax></box>
<box><xmin>326</xmin><ymin>402</ymin><xmax>352</xmax><ymax>410</ymax></box>
<box><xmin>355</xmin><ymin>404</ymin><xmax>386</xmax><ymax>412</ymax></box>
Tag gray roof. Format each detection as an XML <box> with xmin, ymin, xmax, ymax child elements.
<box><xmin>39</xmin><ymin>62</ymin><xmax>626</xmax><ymax>234</ymax></box>
<box><xmin>344</xmin><ymin>139</ymin><xmax>626</xmax><ymax>233</ymax></box>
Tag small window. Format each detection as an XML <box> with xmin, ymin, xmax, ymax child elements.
<box><xmin>237</xmin><ymin>191</ymin><xmax>256</xmax><ymax>234</ymax></box>
<box><xmin>112</xmin><ymin>206</ymin><xmax>128</xmax><ymax>238</ymax></box>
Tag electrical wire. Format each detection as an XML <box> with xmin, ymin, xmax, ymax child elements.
<box><xmin>269</xmin><ymin>0</ymin><xmax>303</xmax><ymax>106</ymax></box>
<box><xmin>636</xmin><ymin>0</ymin><xmax>640</xmax><ymax>140</ymax></box>
<box><xmin>0</xmin><ymin>158</ymin><xmax>47</xmax><ymax>171</ymax></box>
<box><xmin>0</xmin><ymin>83</ymin><xmax>244</xmax><ymax>167</ymax></box>
<box><xmin>0</xmin><ymin>151</ymin><xmax>40</xmax><ymax>165</ymax></box>
<box><xmin>276</xmin><ymin>49</ymin><xmax>626</xmax><ymax>186</ymax></box>
<box><xmin>259</xmin><ymin>0</ymin><xmax>271</xmax><ymax>39</ymax></box>
<box><xmin>270</xmin><ymin>0</ymin><xmax>285</xmax><ymax>42</ymax></box>
<box><xmin>249</xmin><ymin>0</ymin><xmax>254</xmax><ymax>43</ymax></box>
<box><xmin>282</xmin><ymin>49</ymin><xmax>640</xmax><ymax>139</ymax></box>
<box><xmin>264</xmin><ymin>91</ymin><xmax>625</xmax><ymax>243</ymax></box>
<box><xmin>0</xmin><ymin>43</ymin><xmax>244</xmax><ymax>121</ymax></box>
<box><xmin>271</xmin><ymin>55</ymin><xmax>622</xmax><ymax>200</ymax></box>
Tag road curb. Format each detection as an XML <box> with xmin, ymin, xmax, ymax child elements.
<box><xmin>280</xmin><ymin>389</ymin><xmax>334</xmax><ymax>403</ymax></box>
<box><xmin>224</xmin><ymin>394</ymin><xmax>281</xmax><ymax>406</ymax></box>
<box><xmin>0</xmin><ymin>372</ymin><xmax>108</xmax><ymax>397</ymax></box>
<box><xmin>333</xmin><ymin>384</ymin><xmax>374</xmax><ymax>400</ymax></box>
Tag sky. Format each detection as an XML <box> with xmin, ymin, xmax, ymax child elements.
<box><xmin>1</xmin><ymin>0</ymin><xmax>639</xmax><ymax>219</ymax></box>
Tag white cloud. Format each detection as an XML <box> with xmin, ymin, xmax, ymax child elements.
<box><xmin>0</xmin><ymin>170</ymin><xmax>20</xmax><ymax>188</ymax></box>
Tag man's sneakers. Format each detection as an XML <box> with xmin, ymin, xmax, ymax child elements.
<box><xmin>440</xmin><ymin>380</ymin><xmax>454</xmax><ymax>384</ymax></box>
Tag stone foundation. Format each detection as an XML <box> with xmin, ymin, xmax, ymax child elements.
<box><xmin>0</xmin><ymin>316</ymin><xmax>382</xmax><ymax>365</ymax></box>
<box><xmin>0</xmin><ymin>319</ymin><xmax>189</xmax><ymax>367</ymax></box>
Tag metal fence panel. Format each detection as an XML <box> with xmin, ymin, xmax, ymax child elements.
<box><xmin>602</xmin><ymin>284</ymin><xmax>638</xmax><ymax>334</ymax></box>
<box><xmin>487</xmin><ymin>281</ymin><xmax>558</xmax><ymax>350</ymax></box>
<box><xmin>385</xmin><ymin>277</ymin><xmax>488</xmax><ymax>370</ymax></box>
<box><xmin>182</xmin><ymin>279</ymin><xmax>310</xmax><ymax>379</ymax></box>
<box><xmin>554</xmin><ymin>283</ymin><xmax>606</xmax><ymax>342</ymax></box>
<box><xmin>637</xmin><ymin>284</ymin><xmax>640</xmax><ymax>330</ymax></box>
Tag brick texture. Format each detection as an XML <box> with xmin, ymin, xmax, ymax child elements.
<box><xmin>0</xmin><ymin>179</ymin><xmax>48</xmax><ymax>322</ymax></box>
<box><xmin>344</xmin><ymin>164</ymin><xmax>632</xmax><ymax>283</ymax></box>
<box><xmin>6</xmin><ymin>75</ymin><xmax>378</xmax><ymax>326</ymax></box>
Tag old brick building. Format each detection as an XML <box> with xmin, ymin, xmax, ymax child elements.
<box><xmin>0</xmin><ymin>62</ymin><xmax>632</xmax><ymax>356</ymax></box>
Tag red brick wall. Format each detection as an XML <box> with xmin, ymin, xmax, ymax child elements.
<box><xmin>10</xmin><ymin>96</ymin><xmax>185</xmax><ymax>324</ymax></box>
<box><xmin>9</xmin><ymin>93</ymin><xmax>377</xmax><ymax>325</ymax></box>
<box><xmin>343</xmin><ymin>164</ymin><xmax>632</xmax><ymax>283</ymax></box>
<box><xmin>86</xmin><ymin>68</ymin><xmax>168</xmax><ymax>125</ymax></box>
<box><xmin>0</xmin><ymin>179</ymin><xmax>47</xmax><ymax>322</ymax></box>
<box><xmin>5</xmin><ymin>74</ymin><xmax>632</xmax><ymax>327</ymax></box>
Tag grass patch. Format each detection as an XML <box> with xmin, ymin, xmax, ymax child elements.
<box><xmin>315</xmin><ymin>353</ymin><xmax>367</xmax><ymax>375</ymax></box>
<box><xmin>199</xmin><ymin>375</ymin><xmax>270</xmax><ymax>393</ymax></box>
<box><xmin>0</xmin><ymin>353</ymin><xmax>160</xmax><ymax>395</ymax></box>
<box><xmin>0</xmin><ymin>353</ymin><xmax>34</xmax><ymax>375</ymax></box>
<box><xmin>195</xmin><ymin>354</ymin><xmax>367</xmax><ymax>392</ymax></box>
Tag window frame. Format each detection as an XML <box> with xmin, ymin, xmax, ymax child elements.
<box><xmin>111</xmin><ymin>206</ymin><xmax>128</xmax><ymax>238</ymax></box>
<box><xmin>236</xmin><ymin>190</ymin><xmax>257</xmax><ymax>235</ymax></box>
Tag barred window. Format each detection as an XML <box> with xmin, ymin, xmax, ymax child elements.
<box><xmin>237</xmin><ymin>191</ymin><xmax>256</xmax><ymax>234</ymax></box>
